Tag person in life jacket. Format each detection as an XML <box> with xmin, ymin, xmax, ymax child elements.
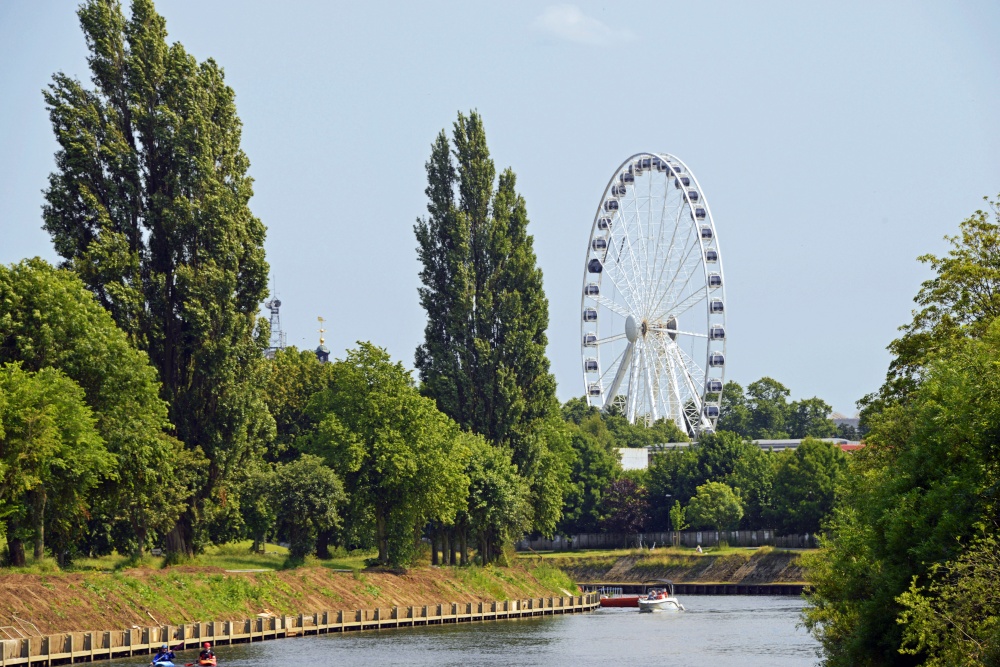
<box><xmin>199</xmin><ymin>642</ymin><xmax>215</xmax><ymax>663</ymax></box>
<box><xmin>151</xmin><ymin>644</ymin><xmax>175</xmax><ymax>665</ymax></box>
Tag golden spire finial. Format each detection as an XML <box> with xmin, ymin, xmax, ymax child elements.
<box><xmin>317</xmin><ymin>316</ymin><xmax>326</xmax><ymax>345</ymax></box>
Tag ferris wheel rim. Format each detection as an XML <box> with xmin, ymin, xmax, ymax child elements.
<box><xmin>580</xmin><ymin>151</ymin><xmax>726</xmax><ymax>435</ymax></box>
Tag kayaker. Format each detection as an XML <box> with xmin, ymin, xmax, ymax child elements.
<box><xmin>151</xmin><ymin>644</ymin><xmax>175</xmax><ymax>666</ymax></box>
<box><xmin>199</xmin><ymin>642</ymin><xmax>216</xmax><ymax>664</ymax></box>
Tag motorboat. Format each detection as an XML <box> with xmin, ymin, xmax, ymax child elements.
<box><xmin>637</xmin><ymin>580</ymin><xmax>685</xmax><ymax>612</ymax></box>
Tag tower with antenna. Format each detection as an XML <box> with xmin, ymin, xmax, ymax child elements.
<box><xmin>264</xmin><ymin>296</ymin><xmax>286</xmax><ymax>359</ymax></box>
<box><xmin>315</xmin><ymin>316</ymin><xmax>330</xmax><ymax>363</ymax></box>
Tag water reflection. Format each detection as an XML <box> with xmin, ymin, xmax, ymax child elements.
<box><xmin>111</xmin><ymin>596</ymin><xmax>819</xmax><ymax>667</ymax></box>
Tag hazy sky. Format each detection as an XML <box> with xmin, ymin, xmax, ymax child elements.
<box><xmin>2</xmin><ymin>1</ymin><xmax>998</xmax><ymax>415</ymax></box>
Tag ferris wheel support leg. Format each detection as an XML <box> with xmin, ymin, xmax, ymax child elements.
<box><xmin>603</xmin><ymin>341</ymin><xmax>634</xmax><ymax>411</ymax></box>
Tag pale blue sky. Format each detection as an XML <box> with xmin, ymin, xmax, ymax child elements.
<box><xmin>2</xmin><ymin>1</ymin><xmax>998</xmax><ymax>415</ymax></box>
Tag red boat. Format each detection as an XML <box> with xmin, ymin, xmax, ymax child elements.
<box><xmin>599</xmin><ymin>594</ymin><xmax>640</xmax><ymax>608</ymax></box>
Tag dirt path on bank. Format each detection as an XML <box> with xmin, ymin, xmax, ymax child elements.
<box><xmin>0</xmin><ymin>564</ymin><xmax>572</xmax><ymax>636</ymax></box>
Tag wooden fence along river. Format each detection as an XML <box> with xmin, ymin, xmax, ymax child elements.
<box><xmin>0</xmin><ymin>594</ymin><xmax>600</xmax><ymax>667</ymax></box>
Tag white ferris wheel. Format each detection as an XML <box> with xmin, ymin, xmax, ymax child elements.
<box><xmin>581</xmin><ymin>153</ymin><xmax>726</xmax><ymax>435</ymax></box>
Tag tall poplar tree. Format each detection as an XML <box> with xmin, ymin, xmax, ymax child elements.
<box><xmin>415</xmin><ymin>111</ymin><xmax>568</xmax><ymax>540</ymax></box>
<box><xmin>42</xmin><ymin>0</ymin><xmax>273</xmax><ymax>555</ymax></box>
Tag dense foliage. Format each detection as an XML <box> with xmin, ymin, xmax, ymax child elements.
<box><xmin>805</xmin><ymin>196</ymin><xmax>1000</xmax><ymax>665</ymax></box>
<box><xmin>0</xmin><ymin>259</ymin><xmax>190</xmax><ymax>561</ymax></box>
<box><xmin>42</xmin><ymin>0</ymin><xmax>273</xmax><ymax>556</ymax></box>
<box><xmin>413</xmin><ymin>111</ymin><xmax>570</xmax><ymax>548</ymax></box>
<box><xmin>2</xmin><ymin>0</ymin><xmax>904</xmax><ymax>583</ymax></box>
<box><xmin>718</xmin><ymin>377</ymin><xmax>839</xmax><ymax>439</ymax></box>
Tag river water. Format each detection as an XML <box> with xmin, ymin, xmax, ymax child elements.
<box><xmin>118</xmin><ymin>597</ymin><xmax>820</xmax><ymax>667</ymax></box>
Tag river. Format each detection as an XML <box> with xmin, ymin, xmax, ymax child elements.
<box><xmin>117</xmin><ymin>596</ymin><xmax>820</xmax><ymax>667</ymax></box>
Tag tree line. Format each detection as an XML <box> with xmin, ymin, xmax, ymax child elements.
<box><xmin>0</xmin><ymin>0</ymin><xmax>858</xmax><ymax>569</ymax></box>
<box><xmin>0</xmin><ymin>0</ymin><xmax>634</xmax><ymax>569</ymax></box>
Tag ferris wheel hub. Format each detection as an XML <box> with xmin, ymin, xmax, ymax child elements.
<box><xmin>625</xmin><ymin>315</ymin><xmax>639</xmax><ymax>343</ymax></box>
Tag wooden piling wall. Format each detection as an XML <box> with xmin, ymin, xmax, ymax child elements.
<box><xmin>0</xmin><ymin>594</ymin><xmax>600</xmax><ymax>667</ymax></box>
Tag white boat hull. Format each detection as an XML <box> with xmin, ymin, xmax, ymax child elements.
<box><xmin>638</xmin><ymin>596</ymin><xmax>685</xmax><ymax>612</ymax></box>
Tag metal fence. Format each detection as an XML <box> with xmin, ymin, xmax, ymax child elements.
<box><xmin>516</xmin><ymin>530</ymin><xmax>819</xmax><ymax>551</ymax></box>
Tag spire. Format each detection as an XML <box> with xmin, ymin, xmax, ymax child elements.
<box><xmin>315</xmin><ymin>316</ymin><xmax>330</xmax><ymax>363</ymax></box>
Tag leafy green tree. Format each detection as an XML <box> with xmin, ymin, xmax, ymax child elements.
<box><xmin>648</xmin><ymin>431</ymin><xmax>774</xmax><ymax>530</ymax></box>
<box><xmin>463</xmin><ymin>435</ymin><xmax>532</xmax><ymax>564</ymax></box>
<box><xmin>239</xmin><ymin>465</ymin><xmax>277</xmax><ymax>553</ymax></box>
<box><xmin>805</xmin><ymin>322</ymin><xmax>1000</xmax><ymax>665</ymax></box>
<box><xmin>414</xmin><ymin>111</ymin><xmax>566</xmax><ymax>534</ymax></box>
<box><xmin>786</xmin><ymin>397</ymin><xmax>837</xmax><ymax>438</ymax></box>
<box><xmin>558</xmin><ymin>416</ymin><xmax>621</xmax><ymax>534</ymax></box>
<box><xmin>0</xmin><ymin>259</ymin><xmax>191</xmax><ymax>559</ymax></box>
<box><xmin>561</xmin><ymin>396</ymin><xmax>600</xmax><ymax>425</ymax></box>
<box><xmin>881</xmin><ymin>195</ymin><xmax>1000</xmax><ymax>402</ymax></box>
<box><xmin>598</xmin><ymin>477</ymin><xmax>651</xmax><ymax>534</ymax></box>
<box><xmin>0</xmin><ymin>364</ymin><xmax>110</xmax><ymax>565</ymax></box>
<box><xmin>835</xmin><ymin>422</ymin><xmax>860</xmax><ymax>440</ymax></box>
<box><xmin>42</xmin><ymin>0</ymin><xmax>273</xmax><ymax>555</ymax></box>
<box><xmin>668</xmin><ymin>500</ymin><xmax>688</xmax><ymax>545</ymax></box>
<box><xmin>745</xmin><ymin>377</ymin><xmax>790</xmax><ymax>439</ymax></box>
<box><xmin>768</xmin><ymin>437</ymin><xmax>847</xmax><ymax>534</ymax></box>
<box><xmin>603</xmin><ymin>412</ymin><xmax>689</xmax><ymax>447</ymax></box>
<box><xmin>272</xmin><ymin>455</ymin><xmax>346</xmax><ymax>562</ymax></box>
<box><xmin>896</xmin><ymin>534</ymin><xmax>1000</xmax><ymax>665</ymax></box>
<box><xmin>716</xmin><ymin>381</ymin><xmax>752</xmax><ymax>436</ymax></box>
<box><xmin>686</xmin><ymin>481</ymin><xmax>743</xmax><ymax>534</ymax></box>
<box><xmin>304</xmin><ymin>343</ymin><xmax>469</xmax><ymax>567</ymax></box>
<box><xmin>263</xmin><ymin>347</ymin><xmax>335</xmax><ymax>463</ymax></box>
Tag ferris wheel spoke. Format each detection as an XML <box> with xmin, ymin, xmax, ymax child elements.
<box><xmin>668</xmin><ymin>289</ymin><xmax>711</xmax><ymax>321</ymax></box>
<box><xmin>593</xmin><ymin>294</ymin><xmax>631</xmax><ymax>319</ymax></box>
<box><xmin>650</xmin><ymin>225</ymin><xmax>701</xmax><ymax>315</ymax></box>
<box><xmin>616</xmin><ymin>208</ymin><xmax>648</xmax><ymax>310</ymax></box>
<box><xmin>656</xmin><ymin>339</ymin><xmax>686</xmax><ymax>430</ymax></box>
<box><xmin>646</xmin><ymin>189</ymin><xmax>677</xmax><ymax>300</ymax></box>
<box><xmin>647</xmin><ymin>193</ymin><xmax>687</xmax><ymax>305</ymax></box>
<box><xmin>642</xmin><ymin>341</ymin><xmax>658</xmax><ymax>422</ymax></box>
<box><xmin>596</xmin><ymin>332</ymin><xmax>627</xmax><ymax>345</ymax></box>
<box><xmin>648</xmin><ymin>326</ymin><xmax>707</xmax><ymax>338</ymax></box>
<box><xmin>674</xmin><ymin>345</ymin><xmax>707</xmax><ymax>388</ymax></box>
<box><xmin>607</xmin><ymin>231</ymin><xmax>643</xmax><ymax>314</ymax></box>
<box><xmin>673</xmin><ymin>349</ymin><xmax>708</xmax><ymax>422</ymax></box>
<box><xmin>600</xmin><ymin>265</ymin><xmax>640</xmax><ymax>316</ymax></box>
<box><xmin>596</xmin><ymin>344</ymin><xmax>629</xmax><ymax>385</ymax></box>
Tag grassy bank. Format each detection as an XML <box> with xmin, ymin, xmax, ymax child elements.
<box><xmin>0</xmin><ymin>549</ymin><xmax>578</xmax><ymax>636</ymax></box>
<box><xmin>521</xmin><ymin>546</ymin><xmax>806</xmax><ymax>585</ymax></box>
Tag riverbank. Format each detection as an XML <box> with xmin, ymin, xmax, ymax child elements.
<box><xmin>0</xmin><ymin>562</ymin><xmax>577</xmax><ymax>636</ymax></box>
<box><xmin>524</xmin><ymin>546</ymin><xmax>806</xmax><ymax>585</ymax></box>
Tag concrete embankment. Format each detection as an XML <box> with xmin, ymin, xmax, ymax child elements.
<box><xmin>537</xmin><ymin>548</ymin><xmax>807</xmax><ymax>594</ymax></box>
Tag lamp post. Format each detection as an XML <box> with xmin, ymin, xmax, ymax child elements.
<box><xmin>665</xmin><ymin>494</ymin><xmax>673</xmax><ymax>548</ymax></box>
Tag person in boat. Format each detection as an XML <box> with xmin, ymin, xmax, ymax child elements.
<box><xmin>200</xmin><ymin>642</ymin><xmax>216</xmax><ymax>663</ymax></box>
<box><xmin>151</xmin><ymin>644</ymin><xmax>175</xmax><ymax>665</ymax></box>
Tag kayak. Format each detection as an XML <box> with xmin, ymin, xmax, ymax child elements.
<box><xmin>153</xmin><ymin>662</ymin><xmax>175</xmax><ymax>667</ymax></box>
<box><xmin>199</xmin><ymin>659</ymin><xmax>217</xmax><ymax>667</ymax></box>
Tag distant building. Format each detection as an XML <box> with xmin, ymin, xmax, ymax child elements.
<box><xmin>619</xmin><ymin>438</ymin><xmax>864</xmax><ymax>470</ymax></box>
<box><xmin>829</xmin><ymin>411</ymin><xmax>860</xmax><ymax>430</ymax></box>
<box><xmin>618</xmin><ymin>448</ymin><xmax>650</xmax><ymax>471</ymax></box>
